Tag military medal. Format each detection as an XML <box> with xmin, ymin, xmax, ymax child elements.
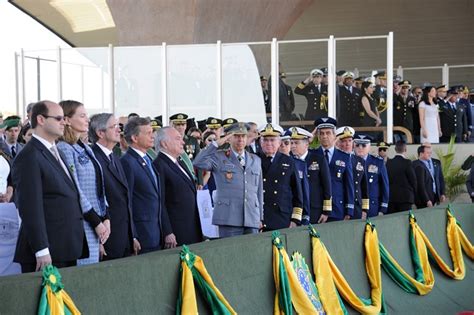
<box><xmin>337</xmin><ymin>172</ymin><xmax>341</xmax><ymax>178</ymax></box>
<box><xmin>356</xmin><ymin>162</ymin><xmax>364</xmax><ymax>171</ymax></box>
<box><xmin>369</xmin><ymin>177</ymin><xmax>373</xmax><ymax>183</ymax></box>
<box><xmin>368</xmin><ymin>164</ymin><xmax>378</xmax><ymax>173</ymax></box>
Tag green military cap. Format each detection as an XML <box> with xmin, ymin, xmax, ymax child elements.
<box><xmin>227</xmin><ymin>122</ymin><xmax>248</xmax><ymax>135</ymax></box>
<box><xmin>0</xmin><ymin>116</ymin><xmax>21</xmax><ymax>130</ymax></box>
<box><xmin>206</xmin><ymin>117</ymin><xmax>222</xmax><ymax>129</ymax></box>
<box><xmin>169</xmin><ymin>113</ymin><xmax>188</xmax><ymax>124</ymax></box>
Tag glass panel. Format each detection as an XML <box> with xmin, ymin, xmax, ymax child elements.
<box><xmin>114</xmin><ymin>46</ymin><xmax>162</xmax><ymax>118</ymax></box>
<box><xmin>448</xmin><ymin>66</ymin><xmax>473</xmax><ymax>89</ymax></box>
<box><xmin>61</xmin><ymin>47</ymin><xmax>110</xmax><ymax>115</ymax></box>
<box><xmin>23</xmin><ymin>49</ymin><xmax>58</xmax><ymax>104</ymax></box>
<box><xmin>335</xmin><ymin>38</ymin><xmax>387</xmax><ymax>144</ymax></box>
<box><xmin>278</xmin><ymin>41</ymin><xmax>328</xmax><ymax>131</ymax></box>
<box><xmin>401</xmin><ymin>68</ymin><xmax>442</xmax><ymax>89</ymax></box>
<box><xmin>167</xmin><ymin>44</ymin><xmax>216</xmax><ymax>124</ymax></box>
<box><xmin>221</xmin><ymin>43</ymin><xmax>268</xmax><ymax>126</ymax></box>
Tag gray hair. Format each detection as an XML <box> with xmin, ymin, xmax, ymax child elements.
<box><xmin>26</xmin><ymin>102</ymin><xmax>36</xmax><ymax>114</ymax></box>
<box><xmin>124</xmin><ymin>117</ymin><xmax>150</xmax><ymax>144</ymax></box>
<box><xmin>88</xmin><ymin>113</ymin><xmax>114</xmax><ymax>144</ymax></box>
<box><xmin>154</xmin><ymin>126</ymin><xmax>173</xmax><ymax>152</ymax></box>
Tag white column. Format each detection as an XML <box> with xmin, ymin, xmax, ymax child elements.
<box><xmin>271</xmin><ymin>38</ymin><xmax>279</xmax><ymax>124</ymax></box>
<box><xmin>161</xmin><ymin>42</ymin><xmax>168</xmax><ymax>125</ymax></box>
<box><xmin>57</xmin><ymin>46</ymin><xmax>63</xmax><ymax>101</ymax></box>
<box><xmin>386</xmin><ymin>32</ymin><xmax>394</xmax><ymax>143</ymax></box>
<box><xmin>327</xmin><ymin>35</ymin><xmax>335</xmax><ymax>118</ymax></box>
<box><xmin>20</xmin><ymin>49</ymin><xmax>26</xmax><ymax>114</ymax></box>
<box><xmin>442</xmin><ymin>63</ymin><xmax>449</xmax><ymax>87</ymax></box>
<box><xmin>216</xmin><ymin>40</ymin><xmax>223</xmax><ymax>118</ymax></box>
<box><xmin>108</xmin><ymin>44</ymin><xmax>115</xmax><ymax>114</ymax></box>
<box><xmin>14</xmin><ymin>53</ymin><xmax>20</xmax><ymax>116</ymax></box>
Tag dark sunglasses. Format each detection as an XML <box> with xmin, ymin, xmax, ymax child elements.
<box><xmin>43</xmin><ymin>115</ymin><xmax>65</xmax><ymax>122</ymax></box>
<box><xmin>379</xmin><ymin>148</ymin><xmax>387</xmax><ymax>152</ymax></box>
<box><xmin>355</xmin><ymin>143</ymin><xmax>367</xmax><ymax>148</ymax></box>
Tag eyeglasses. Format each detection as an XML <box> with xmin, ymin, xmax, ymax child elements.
<box><xmin>43</xmin><ymin>115</ymin><xmax>65</xmax><ymax>122</ymax></box>
<box><xmin>355</xmin><ymin>143</ymin><xmax>367</xmax><ymax>148</ymax></box>
<box><xmin>106</xmin><ymin>124</ymin><xmax>120</xmax><ymax>129</ymax></box>
<box><xmin>379</xmin><ymin>148</ymin><xmax>387</xmax><ymax>152</ymax></box>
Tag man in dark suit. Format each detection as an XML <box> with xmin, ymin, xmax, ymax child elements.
<box><xmin>466</xmin><ymin>163</ymin><xmax>474</xmax><ymax>203</ymax></box>
<box><xmin>89</xmin><ymin>113</ymin><xmax>140</xmax><ymax>259</ymax></box>
<box><xmin>289</xmin><ymin>126</ymin><xmax>332</xmax><ymax>224</ymax></box>
<box><xmin>120</xmin><ymin>117</ymin><xmax>174</xmax><ymax>253</ymax></box>
<box><xmin>337</xmin><ymin>72</ymin><xmax>361</xmax><ymax>126</ymax></box>
<box><xmin>12</xmin><ymin>100</ymin><xmax>88</xmax><ymax>273</ymax></box>
<box><xmin>386</xmin><ymin>141</ymin><xmax>417</xmax><ymax>213</ymax></box>
<box><xmin>439</xmin><ymin>87</ymin><xmax>468</xmax><ymax>143</ymax></box>
<box><xmin>258</xmin><ymin>123</ymin><xmax>303</xmax><ymax>230</ymax></box>
<box><xmin>153</xmin><ymin>127</ymin><xmax>203</xmax><ymax>245</ymax></box>
<box><xmin>413</xmin><ymin>144</ymin><xmax>446</xmax><ymax>209</ymax></box>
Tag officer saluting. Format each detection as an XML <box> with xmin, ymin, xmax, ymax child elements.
<box><xmin>289</xmin><ymin>126</ymin><xmax>332</xmax><ymax>224</ymax></box>
<box><xmin>353</xmin><ymin>134</ymin><xmax>389</xmax><ymax>217</ymax></box>
<box><xmin>312</xmin><ymin>117</ymin><xmax>354</xmax><ymax>221</ymax></box>
<box><xmin>335</xmin><ymin>126</ymin><xmax>370</xmax><ymax>220</ymax></box>
<box><xmin>294</xmin><ymin>68</ymin><xmax>328</xmax><ymax>120</ymax></box>
<box><xmin>258</xmin><ymin>123</ymin><xmax>303</xmax><ymax>230</ymax></box>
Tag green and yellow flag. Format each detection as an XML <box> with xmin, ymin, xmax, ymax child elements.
<box><xmin>176</xmin><ymin>245</ymin><xmax>236</xmax><ymax>315</ymax></box>
<box><xmin>37</xmin><ymin>265</ymin><xmax>80</xmax><ymax>315</ymax></box>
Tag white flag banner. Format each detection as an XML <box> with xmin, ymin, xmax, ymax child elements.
<box><xmin>0</xmin><ymin>203</ymin><xmax>21</xmax><ymax>276</ymax></box>
<box><xmin>196</xmin><ymin>190</ymin><xmax>219</xmax><ymax>238</ymax></box>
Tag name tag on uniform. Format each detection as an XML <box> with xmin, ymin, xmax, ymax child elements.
<box><xmin>335</xmin><ymin>160</ymin><xmax>345</xmax><ymax>167</ymax></box>
<box><xmin>282</xmin><ymin>163</ymin><xmax>290</xmax><ymax>169</ymax></box>
<box><xmin>356</xmin><ymin>162</ymin><xmax>364</xmax><ymax>171</ymax></box>
<box><xmin>368</xmin><ymin>164</ymin><xmax>378</xmax><ymax>173</ymax></box>
<box><xmin>308</xmin><ymin>161</ymin><xmax>319</xmax><ymax>171</ymax></box>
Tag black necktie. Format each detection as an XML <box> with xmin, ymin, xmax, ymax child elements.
<box><xmin>109</xmin><ymin>153</ymin><xmax>117</xmax><ymax>171</ymax></box>
<box><xmin>11</xmin><ymin>145</ymin><xmax>16</xmax><ymax>158</ymax></box>
<box><xmin>262</xmin><ymin>155</ymin><xmax>272</xmax><ymax>173</ymax></box>
<box><xmin>324</xmin><ymin>149</ymin><xmax>330</xmax><ymax>163</ymax></box>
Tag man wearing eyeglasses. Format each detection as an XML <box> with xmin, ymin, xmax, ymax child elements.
<box><xmin>12</xmin><ymin>100</ymin><xmax>88</xmax><ymax>273</ymax></box>
<box><xmin>313</xmin><ymin>117</ymin><xmax>354</xmax><ymax>221</ymax></box>
<box><xmin>353</xmin><ymin>134</ymin><xmax>389</xmax><ymax>217</ymax></box>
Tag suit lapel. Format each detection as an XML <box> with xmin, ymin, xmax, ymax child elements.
<box><xmin>93</xmin><ymin>144</ymin><xmax>128</xmax><ymax>189</ymax></box>
<box><xmin>32</xmin><ymin>138</ymin><xmax>75</xmax><ymax>189</ymax></box>
<box><xmin>161</xmin><ymin>154</ymin><xmax>195</xmax><ymax>191</ymax></box>
<box><xmin>129</xmin><ymin>149</ymin><xmax>158</xmax><ymax>192</ymax></box>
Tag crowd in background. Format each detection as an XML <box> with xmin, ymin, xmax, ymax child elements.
<box><xmin>261</xmin><ymin>67</ymin><xmax>474</xmax><ymax>144</ymax></box>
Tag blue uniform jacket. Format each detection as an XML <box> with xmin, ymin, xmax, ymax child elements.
<box><xmin>365</xmin><ymin>154</ymin><xmax>389</xmax><ymax>217</ymax></box>
<box><xmin>313</xmin><ymin>147</ymin><xmax>354</xmax><ymax>220</ymax></box>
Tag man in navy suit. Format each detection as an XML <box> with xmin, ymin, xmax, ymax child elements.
<box><xmin>120</xmin><ymin>117</ymin><xmax>174</xmax><ymax>253</ymax></box>
<box><xmin>153</xmin><ymin>127</ymin><xmax>203</xmax><ymax>245</ymax></box>
<box><xmin>354</xmin><ymin>134</ymin><xmax>389</xmax><ymax>217</ymax></box>
<box><xmin>12</xmin><ymin>101</ymin><xmax>88</xmax><ymax>272</ymax></box>
<box><xmin>258</xmin><ymin>123</ymin><xmax>303</xmax><ymax>230</ymax></box>
<box><xmin>312</xmin><ymin>117</ymin><xmax>354</xmax><ymax>221</ymax></box>
<box><xmin>289</xmin><ymin>126</ymin><xmax>332</xmax><ymax>224</ymax></box>
<box><xmin>413</xmin><ymin>144</ymin><xmax>446</xmax><ymax>209</ymax></box>
<box><xmin>89</xmin><ymin>113</ymin><xmax>141</xmax><ymax>259</ymax></box>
